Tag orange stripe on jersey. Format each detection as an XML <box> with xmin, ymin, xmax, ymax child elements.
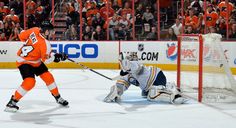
<box><xmin>14</xmin><ymin>78</ymin><xmax>36</xmax><ymax>101</ymax></box>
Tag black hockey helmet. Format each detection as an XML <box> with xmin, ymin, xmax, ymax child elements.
<box><xmin>40</xmin><ymin>20</ymin><xmax>54</xmax><ymax>32</ymax></box>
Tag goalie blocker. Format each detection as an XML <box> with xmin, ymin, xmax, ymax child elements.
<box><xmin>104</xmin><ymin>52</ymin><xmax>187</xmax><ymax>104</ymax></box>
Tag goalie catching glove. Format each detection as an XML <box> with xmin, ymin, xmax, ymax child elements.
<box><xmin>54</xmin><ymin>53</ymin><xmax>68</xmax><ymax>63</ymax></box>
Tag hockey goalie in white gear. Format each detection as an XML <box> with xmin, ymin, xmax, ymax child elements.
<box><xmin>104</xmin><ymin>52</ymin><xmax>187</xmax><ymax>104</ymax></box>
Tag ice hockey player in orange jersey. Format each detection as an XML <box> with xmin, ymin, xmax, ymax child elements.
<box><xmin>5</xmin><ymin>21</ymin><xmax>69</xmax><ymax>112</ymax></box>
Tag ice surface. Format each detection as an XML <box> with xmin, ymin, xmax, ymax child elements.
<box><xmin>0</xmin><ymin>69</ymin><xmax>236</xmax><ymax>128</ymax></box>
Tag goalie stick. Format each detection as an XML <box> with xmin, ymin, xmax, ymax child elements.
<box><xmin>67</xmin><ymin>58</ymin><xmax>117</xmax><ymax>81</ymax></box>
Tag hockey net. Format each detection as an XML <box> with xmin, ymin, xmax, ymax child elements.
<box><xmin>177</xmin><ymin>33</ymin><xmax>236</xmax><ymax>102</ymax></box>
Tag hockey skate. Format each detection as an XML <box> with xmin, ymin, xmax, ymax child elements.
<box><xmin>5</xmin><ymin>96</ymin><xmax>19</xmax><ymax>112</ymax></box>
<box><xmin>54</xmin><ymin>94</ymin><xmax>69</xmax><ymax>106</ymax></box>
<box><xmin>171</xmin><ymin>94</ymin><xmax>188</xmax><ymax>104</ymax></box>
<box><xmin>141</xmin><ymin>90</ymin><xmax>149</xmax><ymax>98</ymax></box>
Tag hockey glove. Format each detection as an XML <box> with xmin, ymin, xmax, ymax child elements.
<box><xmin>54</xmin><ymin>53</ymin><xmax>68</xmax><ymax>63</ymax></box>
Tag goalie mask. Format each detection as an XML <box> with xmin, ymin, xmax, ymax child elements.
<box><xmin>120</xmin><ymin>52</ymin><xmax>138</xmax><ymax>61</ymax></box>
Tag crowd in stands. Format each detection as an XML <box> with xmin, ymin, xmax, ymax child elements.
<box><xmin>53</xmin><ymin>0</ymin><xmax>236</xmax><ymax>41</ymax></box>
<box><xmin>166</xmin><ymin>0</ymin><xmax>236</xmax><ymax>40</ymax></box>
<box><xmin>63</xmin><ymin>0</ymin><xmax>135</xmax><ymax>40</ymax></box>
<box><xmin>0</xmin><ymin>0</ymin><xmax>23</xmax><ymax>41</ymax></box>
<box><xmin>0</xmin><ymin>0</ymin><xmax>51</xmax><ymax>41</ymax></box>
<box><xmin>1</xmin><ymin>0</ymin><xmax>236</xmax><ymax>41</ymax></box>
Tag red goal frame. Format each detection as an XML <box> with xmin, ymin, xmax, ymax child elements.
<box><xmin>177</xmin><ymin>34</ymin><xmax>204</xmax><ymax>102</ymax></box>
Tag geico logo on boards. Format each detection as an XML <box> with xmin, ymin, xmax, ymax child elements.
<box><xmin>51</xmin><ymin>44</ymin><xmax>98</xmax><ymax>58</ymax></box>
<box><xmin>139</xmin><ymin>52</ymin><xmax>159</xmax><ymax>61</ymax></box>
<box><xmin>0</xmin><ymin>50</ymin><xmax>7</xmax><ymax>55</ymax></box>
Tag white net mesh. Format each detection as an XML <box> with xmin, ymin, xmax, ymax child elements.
<box><xmin>179</xmin><ymin>33</ymin><xmax>236</xmax><ymax>102</ymax></box>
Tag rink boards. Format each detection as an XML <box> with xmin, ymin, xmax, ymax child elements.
<box><xmin>1</xmin><ymin>41</ymin><xmax>236</xmax><ymax>74</ymax></box>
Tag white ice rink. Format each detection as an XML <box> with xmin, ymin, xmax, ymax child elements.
<box><xmin>0</xmin><ymin>69</ymin><xmax>236</xmax><ymax>128</ymax></box>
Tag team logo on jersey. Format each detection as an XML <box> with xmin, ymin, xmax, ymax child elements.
<box><xmin>166</xmin><ymin>43</ymin><xmax>178</xmax><ymax>61</ymax></box>
<box><xmin>138</xmin><ymin>43</ymin><xmax>144</xmax><ymax>52</ymax></box>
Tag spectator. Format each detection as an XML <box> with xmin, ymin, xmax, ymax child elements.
<box><xmin>12</xmin><ymin>0</ymin><xmax>23</xmax><ymax>15</ymax></box>
<box><xmin>3</xmin><ymin>22</ymin><xmax>12</xmax><ymax>40</ymax></box>
<box><xmin>116</xmin><ymin>24</ymin><xmax>127</xmax><ymax>40</ymax></box>
<box><xmin>27</xmin><ymin>13</ymin><xmax>36</xmax><ymax>28</ymax></box>
<box><xmin>99</xmin><ymin>2</ymin><xmax>114</xmax><ymax>20</ymax></box>
<box><xmin>209</xmin><ymin>26</ymin><xmax>217</xmax><ymax>33</ymax></box>
<box><xmin>26</xmin><ymin>0</ymin><xmax>36</xmax><ymax>15</ymax></box>
<box><xmin>216</xmin><ymin>16</ymin><xmax>227</xmax><ymax>37</ymax></box>
<box><xmin>0</xmin><ymin>30</ymin><xmax>6</xmax><ymax>41</ymax></box>
<box><xmin>185</xmin><ymin>25</ymin><xmax>195</xmax><ymax>34</ymax></box>
<box><xmin>121</xmin><ymin>1</ymin><xmax>132</xmax><ymax>16</ymax></box>
<box><xmin>205</xmin><ymin>4</ymin><xmax>218</xmax><ymax>30</ymax></box>
<box><xmin>9</xmin><ymin>27</ymin><xmax>19</xmax><ymax>41</ymax></box>
<box><xmin>142</xmin><ymin>7</ymin><xmax>154</xmax><ymax>26</ymax></box>
<box><xmin>64</xmin><ymin>24</ymin><xmax>78</xmax><ymax>40</ymax></box>
<box><xmin>112</xmin><ymin>0</ymin><xmax>122</xmax><ymax>13</ymax></box>
<box><xmin>119</xmin><ymin>13</ymin><xmax>131</xmax><ymax>38</ymax></box>
<box><xmin>190</xmin><ymin>0</ymin><xmax>203</xmax><ymax>16</ymax></box>
<box><xmin>92</xmin><ymin>13</ymin><xmax>105</xmax><ymax>30</ymax></box>
<box><xmin>35</xmin><ymin>6</ymin><xmax>45</xmax><ymax>27</ymax></box>
<box><xmin>135</xmin><ymin>3</ymin><xmax>144</xmax><ymax>25</ymax></box>
<box><xmin>146</xmin><ymin>27</ymin><xmax>157</xmax><ymax>40</ymax></box>
<box><xmin>86</xmin><ymin>1</ymin><xmax>99</xmax><ymax>26</ymax></box>
<box><xmin>109</xmin><ymin>14</ymin><xmax>119</xmax><ymax>40</ymax></box>
<box><xmin>165</xmin><ymin>28</ymin><xmax>177</xmax><ymax>41</ymax></box>
<box><xmin>15</xmin><ymin>22</ymin><xmax>22</xmax><ymax>32</ymax></box>
<box><xmin>82</xmin><ymin>25</ymin><xmax>92</xmax><ymax>40</ymax></box>
<box><xmin>171</xmin><ymin>18</ymin><xmax>182</xmax><ymax>36</ymax></box>
<box><xmin>0</xmin><ymin>20</ymin><xmax>3</xmax><ymax>30</ymax></box>
<box><xmin>185</xmin><ymin>8</ymin><xmax>199</xmax><ymax>31</ymax></box>
<box><xmin>229</xmin><ymin>23</ymin><xmax>236</xmax><ymax>38</ymax></box>
<box><xmin>218</xmin><ymin>0</ymin><xmax>234</xmax><ymax>19</ymax></box>
<box><xmin>4</xmin><ymin>8</ymin><xmax>20</xmax><ymax>24</ymax></box>
<box><xmin>91</xmin><ymin>25</ymin><xmax>106</xmax><ymax>40</ymax></box>
<box><xmin>66</xmin><ymin>2</ymin><xmax>79</xmax><ymax>25</ymax></box>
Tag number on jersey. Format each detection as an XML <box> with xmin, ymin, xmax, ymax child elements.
<box><xmin>20</xmin><ymin>46</ymin><xmax>34</xmax><ymax>57</ymax></box>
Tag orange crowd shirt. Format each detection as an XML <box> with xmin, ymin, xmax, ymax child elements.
<box><xmin>205</xmin><ymin>11</ymin><xmax>218</xmax><ymax>27</ymax></box>
<box><xmin>218</xmin><ymin>1</ymin><xmax>234</xmax><ymax>18</ymax></box>
<box><xmin>185</xmin><ymin>15</ymin><xmax>199</xmax><ymax>29</ymax></box>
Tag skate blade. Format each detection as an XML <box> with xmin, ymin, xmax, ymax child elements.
<box><xmin>173</xmin><ymin>97</ymin><xmax>189</xmax><ymax>104</ymax></box>
<box><xmin>57</xmin><ymin>103</ymin><xmax>70</xmax><ymax>108</ymax></box>
<box><xmin>4</xmin><ymin>107</ymin><xmax>18</xmax><ymax>113</ymax></box>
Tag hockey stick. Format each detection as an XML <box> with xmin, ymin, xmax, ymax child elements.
<box><xmin>67</xmin><ymin>58</ymin><xmax>113</xmax><ymax>81</ymax></box>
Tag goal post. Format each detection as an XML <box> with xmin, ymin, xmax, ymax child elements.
<box><xmin>177</xmin><ymin>33</ymin><xmax>236</xmax><ymax>102</ymax></box>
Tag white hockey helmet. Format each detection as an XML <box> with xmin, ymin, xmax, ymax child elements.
<box><xmin>125</xmin><ymin>52</ymin><xmax>138</xmax><ymax>61</ymax></box>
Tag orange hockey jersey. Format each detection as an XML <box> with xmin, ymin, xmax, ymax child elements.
<box><xmin>16</xmin><ymin>27</ymin><xmax>52</xmax><ymax>67</ymax></box>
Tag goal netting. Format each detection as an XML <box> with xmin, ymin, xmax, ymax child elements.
<box><xmin>177</xmin><ymin>33</ymin><xmax>236</xmax><ymax>102</ymax></box>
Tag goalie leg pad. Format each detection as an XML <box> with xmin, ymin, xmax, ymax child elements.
<box><xmin>104</xmin><ymin>85</ymin><xmax>124</xmax><ymax>103</ymax></box>
<box><xmin>147</xmin><ymin>84</ymin><xmax>187</xmax><ymax>104</ymax></box>
<box><xmin>147</xmin><ymin>85</ymin><xmax>171</xmax><ymax>101</ymax></box>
